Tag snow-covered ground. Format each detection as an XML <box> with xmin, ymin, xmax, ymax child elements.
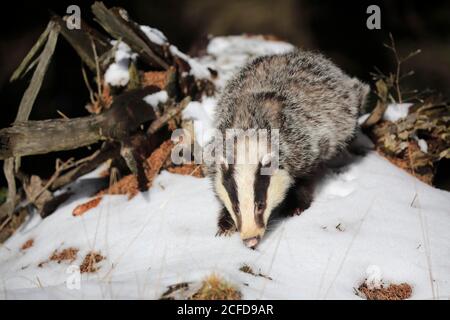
<box><xmin>0</xmin><ymin>36</ymin><xmax>449</xmax><ymax>300</ymax></box>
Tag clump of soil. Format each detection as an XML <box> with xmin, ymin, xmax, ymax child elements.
<box><xmin>72</xmin><ymin>197</ymin><xmax>102</xmax><ymax>217</ymax></box>
<box><xmin>239</xmin><ymin>264</ymin><xmax>272</xmax><ymax>280</ymax></box>
<box><xmin>39</xmin><ymin>247</ymin><xmax>79</xmax><ymax>267</ymax></box>
<box><xmin>191</xmin><ymin>274</ymin><xmax>242</xmax><ymax>300</ymax></box>
<box><xmin>20</xmin><ymin>239</ymin><xmax>34</xmax><ymax>251</ymax></box>
<box><xmin>80</xmin><ymin>252</ymin><xmax>105</xmax><ymax>273</ymax></box>
<box><xmin>358</xmin><ymin>282</ymin><xmax>412</xmax><ymax>300</ymax></box>
<box><xmin>167</xmin><ymin>164</ymin><xmax>204</xmax><ymax>178</ymax></box>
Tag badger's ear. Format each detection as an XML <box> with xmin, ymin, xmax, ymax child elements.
<box><xmin>348</xmin><ymin>78</ymin><xmax>370</xmax><ymax>111</ymax></box>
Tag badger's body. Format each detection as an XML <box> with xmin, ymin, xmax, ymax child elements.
<box><xmin>210</xmin><ymin>50</ymin><xmax>369</xmax><ymax>248</ymax></box>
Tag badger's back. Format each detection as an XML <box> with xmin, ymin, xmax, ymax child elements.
<box><xmin>215</xmin><ymin>50</ymin><xmax>369</xmax><ymax>177</ymax></box>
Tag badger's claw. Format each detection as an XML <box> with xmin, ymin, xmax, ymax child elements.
<box><xmin>292</xmin><ymin>207</ymin><xmax>304</xmax><ymax>216</ymax></box>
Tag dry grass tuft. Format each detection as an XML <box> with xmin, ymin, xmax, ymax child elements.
<box><xmin>39</xmin><ymin>247</ymin><xmax>79</xmax><ymax>267</ymax></box>
<box><xmin>80</xmin><ymin>251</ymin><xmax>105</xmax><ymax>273</ymax></box>
<box><xmin>191</xmin><ymin>274</ymin><xmax>242</xmax><ymax>300</ymax></box>
<box><xmin>358</xmin><ymin>282</ymin><xmax>412</xmax><ymax>300</ymax></box>
<box><xmin>239</xmin><ymin>264</ymin><xmax>272</xmax><ymax>280</ymax></box>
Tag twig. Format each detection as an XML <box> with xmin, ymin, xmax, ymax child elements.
<box><xmin>91</xmin><ymin>36</ymin><xmax>103</xmax><ymax>108</ymax></box>
<box><xmin>9</xmin><ymin>21</ymin><xmax>54</xmax><ymax>82</ymax></box>
<box><xmin>147</xmin><ymin>97</ymin><xmax>191</xmax><ymax>135</ymax></box>
<box><xmin>81</xmin><ymin>65</ymin><xmax>96</xmax><ymax>105</ymax></box>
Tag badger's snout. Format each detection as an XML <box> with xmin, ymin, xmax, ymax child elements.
<box><xmin>243</xmin><ymin>236</ymin><xmax>260</xmax><ymax>249</ymax></box>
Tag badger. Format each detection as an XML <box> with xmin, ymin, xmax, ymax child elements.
<box><xmin>208</xmin><ymin>50</ymin><xmax>369</xmax><ymax>249</ymax></box>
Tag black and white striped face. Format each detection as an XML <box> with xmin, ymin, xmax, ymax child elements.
<box><xmin>214</xmin><ymin>139</ymin><xmax>293</xmax><ymax>248</ymax></box>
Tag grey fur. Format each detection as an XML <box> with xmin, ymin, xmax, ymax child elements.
<box><xmin>212</xmin><ymin>49</ymin><xmax>369</xmax><ymax>177</ymax></box>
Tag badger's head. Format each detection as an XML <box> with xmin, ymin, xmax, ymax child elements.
<box><xmin>212</xmin><ymin>132</ymin><xmax>293</xmax><ymax>248</ymax></box>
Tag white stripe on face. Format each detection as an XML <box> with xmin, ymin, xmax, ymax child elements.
<box><xmin>234</xmin><ymin>163</ymin><xmax>259</xmax><ymax>239</ymax></box>
<box><xmin>264</xmin><ymin>168</ymin><xmax>293</xmax><ymax>223</ymax></box>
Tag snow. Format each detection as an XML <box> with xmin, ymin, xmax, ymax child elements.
<box><xmin>199</xmin><ymin>35</ymin><xmax>295</xmax><ymax>89</ymax></box>
<box><xmin>104</xmin><ymin>41</ymin><xmax>137</xmax><ymax>87</ymax></box>
<box><xmin>140</xmin><ymin>25</ymin><xmax>168</xmax><ymax>46</ymax></box>
<box><xmin>169</xmin><ymin>45</ymin><xmax>211</xmax><ymax>79</ymax></box>
<box><xmin>143</xmin><ymin>91</ymin><xmax>168</xmax><ymax>109</ymax></box>
<box><xmin>365</xmin><ymin>265</ymin><xmax>383</xmax><ymax>289</ymax></box>
<box><xmin>383</xmin><ymin>103</ymin><xmax>413</xmax><ymax>122</ymax></box>
<box><xmin>1</xmin><ymin>35</ymin><xmax>449</xmax><ymax>300</ymax></box>
<box><xmin>417</xmin><ymin>139</ymin><xmax>428</xmax><ymax>153</ymax></box>
<box><xmin>1</xmin><ymin>153</ymin><xmax>449</xmax><ymax>299</ymax></box>
<box><xmin>358</xmin><ymin>113</ymin><xmax>370</xmax><ymax>125</ymax></box>
<box><xmin>182</xmin><ymin>97</ymin><xmax>217</xmax><ymax>147</ymax></box>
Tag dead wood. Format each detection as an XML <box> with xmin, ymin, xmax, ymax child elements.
<box><xmin>91</xmin><ymin>2</ymin><xmax>169</xmax><ymax>70</ymax></box>
<box><xmin>54</xmin><ymin>15</ymin><xmax>112</xmax><ymax>72</ymax></box>
<box><xmin>0</xmin><ymin>87</ymin><xmax>158</xmax><ymax>160</ymax></box>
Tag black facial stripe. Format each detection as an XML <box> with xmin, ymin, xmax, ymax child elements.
<box><xmin>221</xmin><ymin>164</ymin><xmax>241</xmax><ymax>229</ymax></box>
<box><xmin>253</xmin><ymin>162</ymin><xmax>271</xmax><ymax>228</ymax></box>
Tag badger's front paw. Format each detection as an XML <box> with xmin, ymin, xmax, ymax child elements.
<box><xmin>291</xmin><ymin>207</ymin><xmax>304</xmax><ymax>216</ymax></box>
<box><xmin>216</xmin><ymin>208</ymin><xmax>237</xmax><ymax>237</ymax></box>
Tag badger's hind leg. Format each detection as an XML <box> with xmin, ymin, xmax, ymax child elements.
<box><xmin>216</xmin><ymin>208</ymin><xmax>237</xmax><ymax>237</ymax></box>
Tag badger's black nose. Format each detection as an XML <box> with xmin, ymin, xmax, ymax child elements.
<box><xmin>243</xmin><ymin>236</ymin><xmax>260</xmax><ymax>249</ymax></box>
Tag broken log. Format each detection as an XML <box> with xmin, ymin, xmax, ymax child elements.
<box><xmin>0</xmin><ymin>87</ymin><xmax>158</xmax><ymax>160</ymax></box>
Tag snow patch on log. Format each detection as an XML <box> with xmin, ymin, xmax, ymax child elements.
<box><xmin>104</xmin><ymin>41</ymin><xmax>137</xmax><ymax>87</ymax></box>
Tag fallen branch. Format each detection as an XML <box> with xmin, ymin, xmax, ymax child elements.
<box><xmin>50</xmin><ymin>142</ymin><xmax>119</xmax><ymax>190</ymax></box>
<box><xmin>0</xmin><ymin>87</ymin><xmax>158</xmax><ymax>160</ymax></box>
<box><xmin>1</xmin><ymin>21</ymin><xmax>60</xmax><ymax>221</ymax></box>
<box><xmin>91</xmin><ymin>2</ymin><xmax>169</xmax><ymax>70</ymax></box>
<box><xmin>55</xmin><ymin>15</ymin><xmax>112</xmax><ymax>72</ymax></box>
<box><xmin>147</xmin><ymin>97</ymin><xmax>191</xmax><ymax>134</ymax></box>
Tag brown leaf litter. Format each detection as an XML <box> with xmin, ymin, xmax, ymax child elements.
<box><xmin>166</xmin><ymin>163</ymin><xmax>204</xmax><ymax>178</ymax></box>
<box><xmin>39</xmin><ymin>247</ymin><xmax>79</xmax><ymax>267</ymax></box>
<box><xmin>142</xmin><ymin>70</ymin><xmax>169</xmax><ymax>89</ymax></box>
<box><xmin>20</xmin><ymin>239</ymin><xmax>34</xmax><ymax>251</ymax></box>
<box><xmin>358</xmin><ymin>282</ymin><xmax>412</xmax><ymax>300</ymax></box>
<box><xmin>368</xmin><ymin>99</ymin><xmax>450</xmax><ymax>186</ymax></box>
<box><xmin>98</xmin><ymin>140</ymin><xmax>174</xmax><ymax>199</ymax></box>
<box><xmin>72</xmin><ymin>196</ymin><xmax>102</xmax><ymax>217</ymax></box>
<box><xmin>80</xmin><ymin>251</ymin><xmax>105</xmax><ymax>273</ymax></box>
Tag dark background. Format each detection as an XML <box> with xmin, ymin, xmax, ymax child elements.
<box><xmin>1</xmin><ymin>0</ymin><xmax>449</xmax><ymax>184</ymax></box>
